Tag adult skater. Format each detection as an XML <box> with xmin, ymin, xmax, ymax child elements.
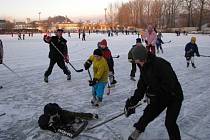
<box><xmin>128</xmin><ymin>38</ymin><xmax>143</xmax><ymax>81</ymax></box>
<box><xmin>0</xmin><ymin>39</ymin><xmax>3</xmax><ymax>89</ymax></box>
<box><xmin>125</xmin><ymin>46</ymin><xmax>183</xmax><ymax>140</ymax></box>
<box><xmin>84</xmin><ymin>49</ymin><xmax>109</xmax><ymax>106</ymax></box>
<box><xmin>143</xmin><ymin>25</ymin><xmax>157</xmax><ymax>55</ymax></box>
<box><xmin>43</xmin><ymin>29</ymin><xmax>71</xmax><ymax>83</ymax></box>
<box><xmin>82</xmin><ymin>30</ymin><xmax>86</xmax><ymax>41</ymax></box>
<box><xmin>185</xmin><ymin>37</ymin><xmax>200</xmax><ymax>68</ymax></box>
<box><xmin>98</xmin><ymin>39</ymin><xmax>117</xmax><ymax>86</ymax></box>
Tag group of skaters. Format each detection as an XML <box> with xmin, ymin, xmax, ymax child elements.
<box><xmin>1</xmin><ymin>24</ymin><xmax>202</xmax><ymax>139</ymax></box>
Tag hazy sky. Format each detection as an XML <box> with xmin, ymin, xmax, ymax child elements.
<box><xmin>0</xmin><ymin>0</ymin><xmax>128</xmax><ymax>21</ymax></box>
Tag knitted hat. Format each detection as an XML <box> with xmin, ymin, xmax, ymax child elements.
<box><xmin>191</xmin><ymin>37</ymin><xmax>196</xmax><ymax>42</ymax></box>
<box><xmin>136</xmin><ymin>38</ymin><xmax>142</xmax><ymax>43</ymax></box>
<box><xmin>132</xmin><ymin>46</ymin><xmax>147</xmax><ymax>60</ymax></box>
<box><xmin>38</xmin><ymin>114</ymin><xmax>50</xmax><ymax>130</ymax></box>
<box><xmin>93</xmin><ymin>48</ymin><xmax>103</xmax><ymax>56</ymax></box>
<box><xmin>100</xmin><ymin>39</ymin><xmax>107</xmax><ymax>46</ymax></box>
<box><xmin>57</xmin><ymin>29</ymin><xmax>64</xmax><ymax>32</ymax></box>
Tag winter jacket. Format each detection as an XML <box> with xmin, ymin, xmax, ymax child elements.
<box><xmin>88</xmin><ymin>55</ymin><xmax>109</xmax><ymax>82</ymax></box>
<box><xmin>156</xmin><ymin>38</ymin><xmax>164</xmax><ymax>46</ymax></box>
<box><xmin>100</xmin><ymin>47</ymin><xmax>114</xmax><ymax>72</ymax></box>
<box><xmin>44</xmin><ymin>36</ymin><xmax>68</xmax><ymax>60</ymax></box>
<box><xmin>130</xmin><ymin>53</ymin><xmax>183</xmax><ymax>105</ymax></box>
<box><xmin>0</xmin><ymin>40</ymin><xmax>3</xmax><ymax>63</ymax></box>
<box><xmin>185</xmin><ymin>42</ymin><xmax>200</xmax><ymax>57</ymax></box>
<box><xmin>144</xmin><ymin>31</ymin><xmax>157</xmax><ymax>46</ymax></box>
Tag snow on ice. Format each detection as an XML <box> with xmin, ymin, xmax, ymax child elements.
<box><xmin>0</xmin><ymin>33</ymin><xmax>210</xmax><ymax>140</ymax></box>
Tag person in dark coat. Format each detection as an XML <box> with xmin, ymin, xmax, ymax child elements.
<box><xmin>0</xmin><ymin>39</ymin><xmax>3</xmax><ymax>89</ymax></box>
<box><xmin>156</xmin><ymin>36</ymin><xmax>164</xmax><ymax>53</ymax></box>
<box><xmin>185</xmin><ymin>37</ymin><xmax>200</xmax><ymax>68</ymax></box>
<box><xmin>43</xmin><ymin>29</ymin><xmax>71</xmax><ymax>83</ymax></box>
<box><xmin>128</xmin><ymin>38</ymin><xmax>142</xmax><ymax>81</ymax></box>
<box><xmin>38</xmin><ymin>103</ymin><xmax>98</xmax><ymax>133</ymax></box>
<box><xmin>124</xmin><ymin>46</ymin><xmax>184</xmax><ymax>140</ymax></box>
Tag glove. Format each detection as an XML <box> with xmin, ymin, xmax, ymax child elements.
<box><xmin>64</xmin><ymin>54</ymin><xmax>69</xmax><ymax>63</ymax></box>
<box><xmin>43</xmin><ymin>35</ymin><xmax>51</xmax><ymax>43</ymax></box>
<box><xmin>124</xmin><ymin>98</ymin><xmax>136</xmax><ymax>117</ymax></box>
<box><xmin>84</xmin><ymin>60</ymin><xmax>92</xmax><ymax>70</ymax></box>
<box><xmin>89</xmin><ymin>78</ymin><xmax>98</xmax><ymax>86</ymax></box>
<box><xmin>145</xmin><ymin>40</ymin><xmax>148</xmax><ymax>45</ymax></box>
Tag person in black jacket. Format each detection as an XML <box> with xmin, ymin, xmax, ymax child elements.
<box><xmin>185</xmin><ymin>37</ymin><xmax>200</xmax><ymax>68</ymax></box>
<box><xmin>0</xmin><ymin>39</ymin><xmax>3</xmax><ymax>89</ymax></box>
<box><xmin>124</xmin><ymin>46</ymin><xmax>183</xmax><ymax>140</ymax></box>
<box><xmin>43</xmin><ymin>29</ymin><xmax>71</xmax><ymax>83</ymax></box>
<box><xmin>38</xmin><ymin>103</ymin><xmax>98</xmax><ymax>133</ymax></box>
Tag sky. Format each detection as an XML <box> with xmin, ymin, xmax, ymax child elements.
<box><xmin>0</xmin><ymin>0</ymin><xmax>129</xmax><ymax>22</ymax></box>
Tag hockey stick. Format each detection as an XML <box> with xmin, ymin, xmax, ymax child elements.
<box><xmin>200</xmin><ymin>55</ymin><xmax>210</xmax><ymax>57</ymax></box>
<box><xmin>107</xmin><ymin>78</ymin><xmax>111</xmax><ymax>95</ymax></box>
<box><xmin>87</xmin><ymin>69</ymin><xmax>92</xmax><ymax>81</ymax></box>
<box><xmin>86</xmin><ymin>101</ymin><xmax>144</xmax><ymax>131</ymax></box>
<box><xmin>0</xmin><ymin>113</ymin><xmax>6</xmax><ymax>117</ymax></box>
<box><xmin>113</xmin><ymin>55</ymin><xmax>120</xmax><ymax>58</ymax></box>
<box><xmin>2</xmin><ymin>63</ymin><xmax>22</xmax><ymax>79</ymax></box>
<box><xmin>50</xmin><ymin>42</ymin><xmax>83</xmax><ymax>72</ymax></box>
<box><xmin>164</xmin><ymin>40</ymin><xmax>171</xmax><ymax>44</ymax></box>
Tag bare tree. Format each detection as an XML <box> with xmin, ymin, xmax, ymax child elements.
<box><xmin>197</xmin><ymin>0</ymin><xmax>210</xmax><ymax>30</ymax></box>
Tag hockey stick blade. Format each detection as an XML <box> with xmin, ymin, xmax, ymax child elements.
<box><xmin>68</xmin><ymin>63</ymin><xmax>83</xmax><ymax>72</ymax></box>
<box><xmin>113</xmin><ymin>55</ymin><xmax>120</xmax><ymax>58</ymax></box>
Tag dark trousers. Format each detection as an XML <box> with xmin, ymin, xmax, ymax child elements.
<box><xmin>45</xmin><ymin>59</ymin><xmax>71</xmax><ymax>77</ymax></box>
<box><xmin>130</xmin><ymin>63</ymin><xmax>136</xmax><ymax>77</ymax></box>
<box><xmin>134</xmin><ymin>98</ymin><xmax>182</xmax><ymax>140</ymax></box>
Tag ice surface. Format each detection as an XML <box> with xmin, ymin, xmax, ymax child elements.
<box><xmin>0</xmin><ymin>33</ymin><xmax>210</xmax><ymax>140</ymax></box>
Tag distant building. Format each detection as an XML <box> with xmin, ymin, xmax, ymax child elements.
<box><xmin>0</xmin><ymin>20</ymin><xmax>6</xmax><ymax>30</ymax></box>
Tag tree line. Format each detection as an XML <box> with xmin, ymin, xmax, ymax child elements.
<box><xmin>106</xmin><ymin>0</ymin><xmax>210</xmax><ymax>30</ymax></box>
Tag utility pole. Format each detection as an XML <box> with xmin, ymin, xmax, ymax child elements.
<box><xmin>104</xmin><ymin>8</ymin><xmax>107</xmax><ymax>24</ymax></box>
<box><xmin>38</xmin><ymin>12</ymin><xmax>41</xmax><ymax>21</ymax></box>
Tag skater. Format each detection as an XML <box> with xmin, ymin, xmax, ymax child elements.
<box><xmin>98</xmin><ymin>39</ymin><xmax>117</xmax><ymax>86</ymax></box>
<box><xmin>82</xmin><ymin>30</ymin><xmax>86</xmax><ymax>41</ymax></box>
<box><xmin>156</xmin><ymin>35</ymin><xmax>164</xmax><ymax>53</ymax></box>
<box><xmin>43</xmin><ymin>29</ymin><xmax>71</xmax><ymax>83</ymax></box>
<box><xmin>78</xmin><ymin>29</ymin><xmax>81</xmax><ymax>39</ymax></box>
<box><xmin>38</xmin><ymin>103</ymin><xmax>98</xmax><ymax>134</ymax></box>
<box><xmin>125</xmin><ymin>46</ymin><xmax>183</xmax><ymax>140</ymax></box>
<box><xmin>185</xmin><ymin>37</ymin><xmax>200</xmax><ymax>68</ymax></box>
<box><xmin>143</xmin><ymin>25</ymin><xmax>157</xmax><ymax>55</ymax></box>
<box><xmin>18</xmin><ymin>32</ymin><xmax>22</xmax><ymax>40</ymax></box>
<box><xmin>0</xmin><ymin>39</ymin><xmax>3</xmax><ymax>89</ymax></box>
<box><xmin>84</xmin><ymin>49</ymin><xmax>109</xmax><ymax>106</ymax></box>
<box><xmin>128</xmin><ymin>38</ymin><xmax>143</xmax><ymax>81</ymax></box>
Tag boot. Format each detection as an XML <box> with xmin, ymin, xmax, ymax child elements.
<box><xmin>111</xmin><ymin>79</ymin><xmax>117</xmax><ymax>85</ymax></box>
<box><xmin>128</xmin><ymin>129</ymin><xmax>141</xmax><ymax>140</ymax></box>
<box><xmin>192</xmin><ymin>63</ymin><xmax>196</xmax><ymax>68</ymax></box>
<box><xmin>130</xmin><ymin>76</ymin><xmax>136</xmax><ymax>81</ymax></box>
<box><xmin>187</xmin><ymin>62</ymin><xmax>189</xmax><ymax>67</ymax></box>
<box><xmin>67</xmin><ymin>74</ymin><xmax>71</xmax><ymax>80</ymax></box>
<box><xmin>44</xmin><ymin>76</ymin><xmax>48</xmax><ymax>83</ymax></box>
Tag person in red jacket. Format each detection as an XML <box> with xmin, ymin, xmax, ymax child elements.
<box><xmin>98</xmin><ymin>39</ymin><xmax>117</xmax><ymax>86</ymax></box>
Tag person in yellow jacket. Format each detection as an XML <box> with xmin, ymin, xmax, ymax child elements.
<box><xmin>84</xmin><ymin>49</ymin><xmax>109</xmax><ymax>106</ymax></box>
